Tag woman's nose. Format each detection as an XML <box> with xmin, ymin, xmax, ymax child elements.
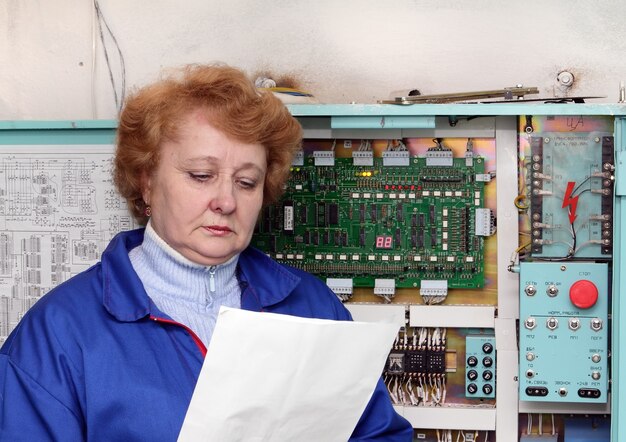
<box><xmin>208</xmin><ymin>180</ymin><xmax>236</xmax><ymax>214</ymax></box>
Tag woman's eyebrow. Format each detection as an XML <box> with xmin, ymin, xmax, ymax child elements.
<box><xmin>181</xmin><ymin>156</ymin><xmax>266</xmax><ymax>173</ymax></box>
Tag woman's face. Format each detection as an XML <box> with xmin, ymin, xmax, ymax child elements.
<box><xmin>142</xmin><ymin>111</ymin><xmax>267</xmax><ymax>266</ymax></box>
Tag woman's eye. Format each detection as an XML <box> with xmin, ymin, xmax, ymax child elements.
<box><xmin>189</xmin><ymin>172</ymin><xmax>212</xmax><ymax>182</ymax></box>
<box><xmin>238</xmin><ymin>179</ymin><xmax>258</xmax><ymax>189</ymax></box>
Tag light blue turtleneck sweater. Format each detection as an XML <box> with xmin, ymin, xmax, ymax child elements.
<box><xmin>129</xmin><ymin>222</ymin><xmax>241</xmax><ymax>347</ymax></box>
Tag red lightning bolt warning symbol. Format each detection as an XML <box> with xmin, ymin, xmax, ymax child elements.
<box><xmin>562</xmin><ymin>181</ymin><xmax>578</xmax><ymax>224</ymax></box>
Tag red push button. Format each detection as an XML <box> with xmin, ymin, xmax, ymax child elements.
<box><xmin>569</xmin><ymin>280</ymin><xmax>599</xmax><ymax>309</ymax></box>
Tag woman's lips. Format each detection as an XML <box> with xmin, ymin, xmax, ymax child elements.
<box><xmin>204</xmin><ymin>225</ymin><xmax>233</xmax><ymax>236</ymax></box>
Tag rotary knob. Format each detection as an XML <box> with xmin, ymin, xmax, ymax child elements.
<box><xmin>569</xmin><ymin>280</ymin><xmax>599</xmax><ymax>309</ymax></box>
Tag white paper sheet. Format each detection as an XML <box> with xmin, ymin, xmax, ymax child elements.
<box><xmin>178</xmin><ymin>307</ymin><xmax>399</xmax><ymax>442</ymax></box>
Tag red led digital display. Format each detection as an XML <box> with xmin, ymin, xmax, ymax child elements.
<box><xmin>375</xmin><ymin>235</ymin><xmax>393</xmax><ymax>249</ymax></box>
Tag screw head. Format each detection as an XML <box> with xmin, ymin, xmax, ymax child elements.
<box><xmin>557</xmin><ymin>71</ymin><xmax>575</xmax><ymax>87</ymax></box>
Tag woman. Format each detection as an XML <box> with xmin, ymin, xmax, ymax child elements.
<box><xmin>0</xmin><ymin>64</ymin><xmax>412</xmax><ymax>441</ymax></box>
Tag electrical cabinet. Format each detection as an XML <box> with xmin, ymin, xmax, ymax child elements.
<box><xmin>285</xmin><ymin>104</ymin><xmax>626</xmax><ymax>441</ymax></box>
<box><xmin>1</xmin><ymin>102</ymin><xmax>626</xmax><ymax>441</ymax></box>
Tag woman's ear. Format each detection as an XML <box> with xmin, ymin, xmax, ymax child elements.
<box><xmin>140</xmin><ymin>171</ymin><xmax>152</xmax><ymax>206</ymax></box>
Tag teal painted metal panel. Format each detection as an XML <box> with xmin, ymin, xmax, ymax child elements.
<box><xmin>0</xmin><ymin>120</ymin><xmax>117</xmax><ymax>145</ymax></box>
<box><xmin>617</xmin><ymin>150</ymin><xmax>626</xmax><ymax>197</ymax></box>
<box><xmin>288</xmin><ymin>103</ymin><xmax>626</xmax><ymax>117</ymax></box>
<box><xmin>611</xmin><ymin>117</ymin><xmax>626</xmax><ymax>442</ymax></box>
<box><xmin>330</xmin><ymin>115</ymin><xmax>435</xmax><ymax>129</ymax></box>
<box><xmin>519</xmin><ymin>262</ymin><xmax>609</xmax><ymax>403</ymax></box>
<box><xmin>465</xmin><ymin>335</ymin><xmax>496</xmax><ymax>399</ymax></box>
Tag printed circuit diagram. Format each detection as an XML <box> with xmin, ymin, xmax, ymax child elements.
<box><xmin>0</xmin><ymin>146</ymin><xmax>135</xmax><ymax>341</ymax></box>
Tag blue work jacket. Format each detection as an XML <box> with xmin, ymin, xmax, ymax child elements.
<box><xmin>0</xmin><ymin>229</ymin><xmax>412</xmax><ymax>441</ymax></box>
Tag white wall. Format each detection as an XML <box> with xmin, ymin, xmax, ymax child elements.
<box><xmin>2</xmin><ymin>0</ymin><xmax>626</xmax><ymax>120</ymax></box>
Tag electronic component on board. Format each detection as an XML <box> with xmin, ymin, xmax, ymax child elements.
<box><xmin>313</xmin><ymin>150</ymin><xmax>334</xmax><ymax>166</ymax></box>
<box><xmin>382</xmin><ymin>151</ymin><xmax>410</xmax><ymax>166</ymax></box>
<box><xmin>282</xmin><ymin>201</ymin><xmax>294</xmax><ymax>235</ymax></box>
<box><xmin>352</xmin><ymin>150</ymin><xmax>374</xmax><ymax>166</ymax></box>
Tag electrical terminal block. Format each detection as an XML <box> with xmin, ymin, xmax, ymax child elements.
<box><xmin>591</xmin><ymin>188</ymin><xmax>612</xmax><ymax>195</ymax></box>
<box><xmin>313</xmin><ymin>151</ymin><xmax>335</xmax><ymax>166</ymax></box>
<box><xmin>326</xmin><ymin>278</ymin><xmax>353</xmax><ymax>302</ymax></box>
<box><xmin>425</xmin><ymin>149</ymin><xmax>453</xmax><ymax>167</ymax></box>
<box><xmin>532</xmin><ymin>171</ymin><xmax>553</xmax><ymax>180</ymax></box>
<box><xmin>374</xmin><ymin>279</ymin><xmax>396</xmax><ymax>301</ymax></box>
<box><xmin>532</xmin><ymin>189</ymin><xmax>553</xmax><ymax>196</ymax></box>
<box><xmin>352</xmin><ymin>151</ymin><xmax>374</xmax><ymax>166</ymax></box>
<box><xmin>586</xmin><ymin>239</ymin><xmax>610</xmax><ymax>245</ymax></box>
<box><xmin>475</xmin><ymin>208</ymin><xmax>495</xmax><ymax>236</ymax></box>
<box><xmin>385</xmin><ymin>352</ymin><xmax>405</xmax><ymax>375</ymax></box>
<box><xmin>291</xmin><ymin>150</ymin><xmax>304</xmax><ymax>166</ymax></box>
<box><xmin>590</xmin><ymin>214</ymin><xmax>611</xmax><ymax>221</ymax></box>
<box><xmin>419</xmin><ymin>280</ymin><xmax>448</xmax><ymax>304</ymax></box>
<box><xmin>591</xmin><ymin>170</ymin><xmax>613</xmax><ymax>178</ymax></box>
<box><xmin>533</xmin><ymin>239</ymin><xmax>554</xmax><ymax>245</ymax></box>
<box><xmin>427</xmin><ymin>350</ymin><xmax>446</xmax><ymax>374</ymax></box>
<box><xmin>532</xmin><ymin>221</ymin><xmax>553</xmax><ymax>229</ymax></box>
<box><xmin>382</xmin><ymin>151</ymin><xmax>410</xmax><ymax>166</ymax></box>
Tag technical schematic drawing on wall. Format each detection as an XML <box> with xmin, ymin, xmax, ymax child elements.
<box><xmin>0</xmin><ymin>145</ymin><xmax>135</xmax><ymax>341</ymax></box>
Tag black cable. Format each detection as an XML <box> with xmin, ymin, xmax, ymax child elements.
<box><xmin>94</xmin><ymin>0</ymin><xmax>126</xmax><ymax>113</ymax></box>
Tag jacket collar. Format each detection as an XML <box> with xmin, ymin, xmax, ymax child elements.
<box><xmin>238</xmin><ymin>246</ymin><xmax>300</xmax><ymax>311</ymax></box>
<box><xmin>102</xmin><ymin>229</ymin><xmax>301</xmax><ymax>321</ymax></box>
<box><xmin>102</xmin><ymin>229</ymin><xmax>152</xmax><ymax>322</ymax></box>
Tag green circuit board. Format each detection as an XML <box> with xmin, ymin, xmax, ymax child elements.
<box><xmin>251</xmin><ymin>154</ymin><xmax>488</xmax><ymax>289</ymax></box>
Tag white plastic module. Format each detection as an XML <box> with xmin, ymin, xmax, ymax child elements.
<box><xmin>475</xmin><ymin>208</ymin><xmax>494</xmax><ymax>236</ymax></box>
<box><xmin>395</xmin><ymin>405</ymin><xmax>496</xmax><ymax>431</ymax></box>
<box><xmin>425</xmin><ymin>149</ymin><xmax>453</xmax><ymax>166</ymax></box>
<box><xmin>382</xmin><ymin>151</ymin><xmax>409</xmax><ymax>166</ymax></box>
<box><xmin>373</xmin><ymin>278</ymin><xmax>396</xmax><ymax>296</ymax></box>
<box><xmin>313</xmin><ymin>150</ymin><xmax>334</xmax><ymax>166</ymax></box>
<box><xmin>345</xmin><ymin>303</ymin><xmax>406</xmax><ymax>327</ymax></box>
<box><xmin>419</xmin><ymin>280</ymin><xmax>448</xmax><ymax>300</ymax></box>
<box><xmin>292</xmin><ymin>150</ymin><xmax>304</xmax><ymax>166</ymax></box>
<box><xmin>326</xmin><ymin>278</ymin><xmax>353</xmax><ymax>296</ymax></box>
<box><xmin>409</xmin><ymin>305</ymin><xmax>495</xmax><ymax>328</ymax></box>
<box><xmin>352</xmin><ymin>150</ymin><xmax>374</xmax><ymax>166</ymax></box>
